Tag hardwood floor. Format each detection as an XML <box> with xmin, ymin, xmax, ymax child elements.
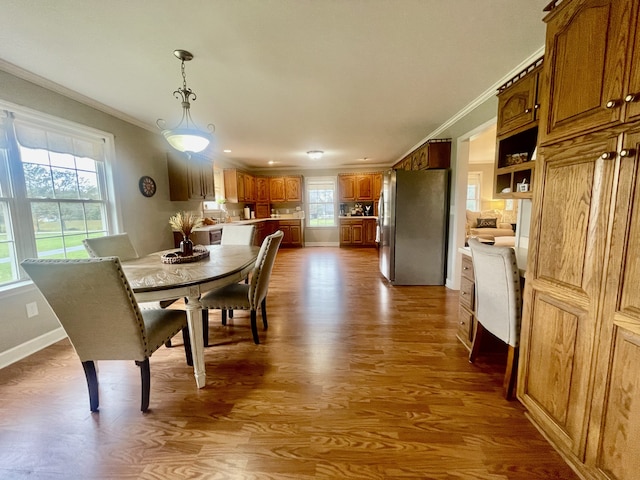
<box><xmin>0</xmin><ymin>247</ymin><xmax>579</xmax><ymax>479</ymax></box>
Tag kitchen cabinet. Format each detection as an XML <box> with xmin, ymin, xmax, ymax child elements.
<box><xmin>540</xmin><ymin>0</ymin><xmax>636</xmax><ymax>145</ymax></box>
<box><xmin>209</xmin><ymin>230</ymin><xmax>222</xmax><ymax>245</ymax></box>
<box><xmin>392</xmin><ymin>139</ymin><xmax>451</xmax><ymax>171</ymax></box>
<box><xmin>278</xmin><ymin>219</ymin><xmax>303</xmax><ymax>247</ymax></box>
<box><xmin>269</xmin><ymin>176</ymin><xmax>303</xmax><ymax>203</ymax></box>
<box><xmin>493</xmin><ymin>58</ymin><xmax>542</xmax><ymax>200</ymax></box>
<box><xmin>338</xmin><ymin>175</ymin><xmax>356</xmax><ymax>202</ymax></box>
<box><xmin>167</xmin><ymin>152</ymin><xmax>215</xmax><ymax>201</ymax></box>
<box><xmin>256</xmin><ymin>177</ymin><xmax>270</xmax><ymax>202</ymax></box>
<box><xmin>518</xmin><ymin>2</ymin><xmax>640</xmax><ymax>478</ymax></box>
<box><xmin>224</xmin><ymin>168</ymin><xmax>255</xmax><ymax>203</ymax></box>
<box><xmin>172</xmin><ymin>229</ymin><xmax>212</xmax><ymax>248</ymax></box>
<box><xmin>255</xmin><ymin>203</ymin><xmax>270</xmax><ymax>219</ymax></box>
<box><xmin>456</xmin><ymin>254</ymin><xmax>475</xmax><ymax>350</ymax></box>
<box><xmin>339</xmin><ymin>218</ymin><xmax>377</xmax><ymax>247</ymax></box>
<box><xmin>338</xmin><ymin>173</ymin><xmax>382</xmax><ymax>202</ymax></box>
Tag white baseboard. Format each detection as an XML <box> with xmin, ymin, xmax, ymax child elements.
<box><xmin>304</xmin><ymin>242</ymin><xmax>340</xmax><ymax>247</ymax></box>
<box><xmin>0</xmin><ymin>327</ymin><xmax>67</xmax><ymax>369</ymax></box>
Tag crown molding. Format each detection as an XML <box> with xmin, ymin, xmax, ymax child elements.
<box><xmin>0</xmin><ymin>58</ymin><xmax>153</xmax><ymax>133</ymax></box>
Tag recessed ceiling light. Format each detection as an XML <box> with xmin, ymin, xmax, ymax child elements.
<box><xmin>307</xmin><ymin>150</ymin><xmax>324</xmax><ymax>160</ymax></box>
<box><xmin>223</xmin><ymin>149</ymin><xmax>232</xmax><ymax>153</ymax></box>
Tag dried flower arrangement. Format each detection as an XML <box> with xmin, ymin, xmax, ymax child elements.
<box><xmin>169</xmin><ymin>211</ymin><xmax>203</xmax><ymax>237</ymax></box>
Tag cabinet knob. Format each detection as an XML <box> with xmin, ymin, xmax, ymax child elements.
<box><xmin>605</xmin><ymin>99</ymin><xmax>620</xmax><ymax>109</ymax></box>
<box><xmin>624</xmin><ymin>93</ymin><xmax>638</xmax><ymax>103</ymax></box>
<box><xmin>459</xmin><ymin>321</ymin><xmax>466</xmax><ymax>326</ymax></box>
<box><xmin>620</xmin><ymin>148</ymin><xmax>636</xmax><ymax>158</ymax></box>
<box><xmin>600</xmin><ymin>152</ymin><xmax>617</xmax><ymax>160</ymax></box>
<box><xmin>463</xmin><ymin>266</ymin><xmax>469</xmax><ymax>270</ymax></box>
<box><xmin>461</xmin><ymin>291</ymin><xmax>466</xmax><ymax>295</ymax></box>
<box><xmin>534</xmin><ymin>103</ymin><xmax>540</xmax><ymax>109</ymax></box>
<box><xmin>525</xmin><ymin>108</ymin><xmax>532</xmax><ymax>113</ymax></box>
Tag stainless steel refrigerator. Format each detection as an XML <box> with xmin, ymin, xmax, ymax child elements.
<box><xmin>379</xmin><ymin>169</ymin><xmax>449</xmax><ymax>285</ymax></box>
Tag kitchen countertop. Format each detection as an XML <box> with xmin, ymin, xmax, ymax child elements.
<box><xmin>459</xmin><ymin>245</ymin><xmax>528</xmax><ymax>278</ymax></box>
<box><xmin>193</xmin><ymin>217</ymin><xmax>303</xmax><ymax>232</ymax></box>
<box><xmin>338</xmin><ymin>215</ymin><xmax>378</xmax><ymax>219</ymax></box>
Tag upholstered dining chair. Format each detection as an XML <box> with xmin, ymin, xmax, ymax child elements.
<box><xmin>21</xmin><ymin>257</ymin><xmax>192</xmax><ymax>412</ymax></box>
<box><xmin>201</xmin><ymin>224</ymin><xmax>257</xmax><ymax>345</ymax></box>
<box><xmin>200</xmin><ymin>230</ymin><xmax>283</xmax><ymax>344</ymax></box>
<box><xmin>83</xmin><ymin>233</ymin><xmax>179</xmax><ymax>345</ymax></box>
<box><xmin>467</xmin><ymin>238</ymin><xmax>522</xmax><ymax>399</ymax></box>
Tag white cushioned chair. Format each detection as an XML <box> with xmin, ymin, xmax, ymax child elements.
<box><xmin>21</xmin><ymin>257</ymin><xmax>192</xmax><ymax>412</ymax></box>
<box><xmin>200</xmin><ymin>230</ymin><xmax>283</xmax><ymax>344</ymax></box>
<box><xmin>201</xmin><ymin>224</ymin><xmax>257</xmax><ymax>345</ymax></box>
<box><xmin>468</xmin><ymin>238</ymin><xmax>522</xmax><ymax>399</ymax></box>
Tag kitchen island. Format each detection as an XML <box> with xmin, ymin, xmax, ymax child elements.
<box><xmin>173</xmin><ymin>217</ymin><xmax>304</xmax><ymax>248</ymax></box>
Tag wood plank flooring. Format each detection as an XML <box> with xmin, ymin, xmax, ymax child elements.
<box><xmin>0</xmin><ymin>247</ymin><xmax>579</xmax><ymax>479</ymax></box>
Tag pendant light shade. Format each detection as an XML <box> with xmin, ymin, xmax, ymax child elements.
<box><xmin>157</xmin><ymin>50</ymin><xmax>214</xmax><ymax>154</ymax></box>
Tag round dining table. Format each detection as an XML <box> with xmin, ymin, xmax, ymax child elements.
<box><xmin>121</xmin><ymin>244</ymin><xmax>259</xmax><ymax>388</ymax></box>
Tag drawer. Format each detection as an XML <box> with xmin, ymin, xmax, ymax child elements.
<box><xmin>459</xmin><ymin>276</ymin><xmax>475</xmax><ymax>311</ymax></box>
<box><xmin>209</xmin><ymin>230</ymin><xmax>222</xmax><ymax>245</ymax></box>
<box><xmin>461</xmin><ymin>255</ymin><xmax>474</xmax><ymax>281</ymax></box>
<box><xmin>457</xmin><ymin>305</ymin><xmax>474</xmax><ymax>350</ymax></box>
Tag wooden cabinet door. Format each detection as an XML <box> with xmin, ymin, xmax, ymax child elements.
<box><xmin>256</xmin><ymin>177</ymin><xmax>270</xmax><ymax>202</ymax></box>
<box><xmin>540</xmin><ymin>0</ymin><xmax>632</xmax><ymax>144</ymax></box>
<box><xmin>289</xmin><ymin>225</ymin><xmax>302</xmax><ymax>246</ymax></box>
<box><xmin>518</xmin><ymin>134</ymin><xmax>618</xmax><ymax>457</ymax></box>
<box><xmin>338</xmin><ymin>174</ymin><xmax>356</xmax><ymax>201</ymax></box>
<box><xmin>585</xmin><ymin>129</ymin><xmax>640</xmax><ymax>477</ymax></box>
<box><xmin>255</xmin><ymin>203</ymin><xmax>270</xmax><ymax>219</ymax></box>
<box><xmin>356</xmin><ymin>174</ymin><xmax>373</xmax><ymax>201</ymax></box>
<box><xmin>243</xmin><ymin>174</ymin><xmax>255</xmax><ymax>202</ymax></box>
<box><xmin>624</xmin><ymin>8</ymin><xmax>640</xmax><ymax>123</ymax></box>
<box><xmin>285</xmin><ymin>176</ymin><xmax>302</xmax><ymax>201</ymax></box>
<box><xmin>373</xmin><ymin>173</ymin><xmax>383</xmax><ymax>200</ymax></box>
<box><xmin>364</xmin><ymin>219</ymin><xmax>377</xmax><ymax>245</ymax></box>
<box><xmin>497</xmin><ymin>69</ymin><xmax>540</xmax><ymax>136</ymax></box>
<box><xmin>200</xmin><ymin>158</ymin><xmax>215</xmax><ymax>199</ymax></box>
<box><xmin>351</xmin><ymin>222</ymin><xmax>363</xmax><ymax>245</ymax></box>
<box><xmin>269</xmin><ymin>177</ymin><xmax>286</xmax><ymax>203</ymax></box>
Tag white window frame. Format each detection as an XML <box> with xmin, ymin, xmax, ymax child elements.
<box><xmin>0</xmin><ymin>100</ymin><xmax>119</xmax><ymax>291</ymax></box>
<box><xmin>466</xmin><ymin>172</ymin><xmax>482</xmax><ymax>212</ymax></box>
<box><xmin>305</xmin><ymin>176</ymin><xmax>337</xmax><ymax>228</ymax></box>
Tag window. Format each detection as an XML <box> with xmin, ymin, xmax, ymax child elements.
<box><xmin>466</xmin><ymin>172</ymin><xmax>481</xmax><ymax>211</ymax></box>
<box><xmin>306</xmin><ymin>177</ymin><xmax>336</xmax><ymax>227</ymax></box>
<box><xmin>0</xmin><ymin>106</ymin><xmax>115</xmax><ymax>288</ymax></box>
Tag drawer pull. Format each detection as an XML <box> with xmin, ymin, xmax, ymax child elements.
<box><xmin>605</xmin><ymin>99</ymin><xmax>620</xmax><ymax>109</ymax></box>
<box><xmin>625</xmin><ymin>93</ymin><xmax>638</xmax><ymax>103</ymax></box>
<box><xmin>620</xmin><ymin>148</ymin><xmax>636</xmax><ymax>158</ymax></box>
<box><xmin>600</xmin><ymin>152</ymin><xmax>617</xmax><ymax>160</ymax></box>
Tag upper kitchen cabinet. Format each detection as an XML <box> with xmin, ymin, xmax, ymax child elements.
<box><xmin>338</xmin><ymin>173</ymin><xmax>383</xmax><ymax>202</ymax></box>
<box><xmin>270</xmin><ymin>176</ymin><xmax>303</xmax><ymax>203</ymax></box>
<box><xmin>256</xmin><ymin>176</ymin><xmax>270</xmax><ymax>202</ymax></box>
<box><xmin>496</xmin><ymin>58</ymin><xmax>543</xmax><ymax>136</ymax></box>
<box><xmin>494</xmin><ymin>57</ymin><xmax>543</xmax><ymax>199</ymax></box>
<box><xmin>224</xmin><ymin>168</ymin><xmax>256</xmax><ymax>203</ymax></box>
<box><xmin>167</xmin><ymin>152</ymin><xmax>215</xmax><ymax>201</ymax></box>
<box><xmin>539</xmin><ymin>0</ymin><xmax>637</xmax><ymax>145</ymax></box>
<box><xmin>392</xmin><ymin>139</ymin><xmax>451</xmax><ymax>171</ymax></box>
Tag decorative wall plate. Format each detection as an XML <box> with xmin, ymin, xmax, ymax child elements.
<box><xmin>139</xmin><ymin>176</ymin><xmax>156</xmax><ymax>197</ymax></box>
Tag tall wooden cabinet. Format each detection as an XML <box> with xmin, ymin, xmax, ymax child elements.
<box><xmin>518</xmin><ymin>2</ymin><xmax>640</xmax><ymax>479</ymax></box>
<box><xmin>167</xmin><ymin>152</ymin><xmax>215</xmax><ymax>201</ymax></box>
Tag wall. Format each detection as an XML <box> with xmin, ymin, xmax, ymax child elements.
<box><xmin>0</xmin><ymin>68</ymin><xmax>204</xmax><ymax>365</ymax></box>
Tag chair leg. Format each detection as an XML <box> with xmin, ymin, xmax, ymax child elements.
<box><xmin>261</xmin><ymin>298</ymin><xmax>268</xmax><ymax>329</ymax></box>
<box><xmin>503</xmin><ymin>345</ymin><xmax>519</xmax><ymax>400</ymax></box>
<box><xmin>82</xmin><ymin>361</ymin><xmax>99</xmax><ymax>412</ymax></box>
<box><xmin>469</xmin><ymin>322</ymin><xmax>485</xmax><ymax>363</ymax></box>
<box><xmin>135</xmin><ymin>358</ymin><xmax>151</xmax><ymax>412</ymax></box>
<box><xmin>221</xmin><ymin>309</ymin><xmax>227</xmax><ymax>326</ymax></box>
<box><xmin>250</xmin><ymin>310</ymin><xmax>260</xmax><ymax>344</ymax></box>
<box><xmin>182</xmin><ymin>327</ymin><xmax>193</xmax><ymax>367</ymax></box>
<box><xmin>201</xmin><ymin>309</ymin><xmax>209</xmax><ymax>347</ymax></box>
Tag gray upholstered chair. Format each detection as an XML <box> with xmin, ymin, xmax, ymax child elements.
<box><xmin>201</xmin><ymin>224</ymin><xmax>257</xmax><ymax>345</ymax></box>
<box><xmin>467</xmin><ymin>238</ymin><xmax>522</xmax><ymax>399</ymax></box>
<box><xmin>200</xmin><ymin>230</ymin><xmax>283</xmax><ymax>344</ymax></box>
<box><xmin>83</xmin><ymin>233</ymin><xmax>179</xmax><ymax>344</ymax></box>
<box><xmin>21</xmin><ymin>257</ymin><xmax>192</xmax><ymax>412</ymax></box>
<box><xmin>83</xmin><ymin>233</ymin><xmax>139</xmax><ymax>261</ymax></box>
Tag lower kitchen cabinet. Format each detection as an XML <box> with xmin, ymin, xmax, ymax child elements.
<box><xmin>278</xmin><ymin>220</ymin><xmax>303</xmax><ymax>247</ymax></box>
<box><xmin>340</xmin><ymin>218</ymin><xmax>377</xmax><ymax>247</ymax></box>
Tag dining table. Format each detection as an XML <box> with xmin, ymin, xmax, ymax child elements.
<box><xmin>121</xmin><ymin>244</ymin><xmax>260</xmax><ymax>388</ymax></box>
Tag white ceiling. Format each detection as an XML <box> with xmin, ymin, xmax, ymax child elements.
<box><xmin>0</xmin><ymin>0</ymin><xmax>548</xmax><ymax>170</ymax></box>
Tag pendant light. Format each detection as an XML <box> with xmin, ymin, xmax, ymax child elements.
<box><xmin>156</xmin><ymin>50</ymin><xmax>214</xmax><ymax>154</ymax></box>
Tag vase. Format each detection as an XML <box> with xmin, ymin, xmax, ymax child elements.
<box><xmin>180</xmin><ymin>235</ymin><xmax>193</xmax><ymax>257</ymax></box>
